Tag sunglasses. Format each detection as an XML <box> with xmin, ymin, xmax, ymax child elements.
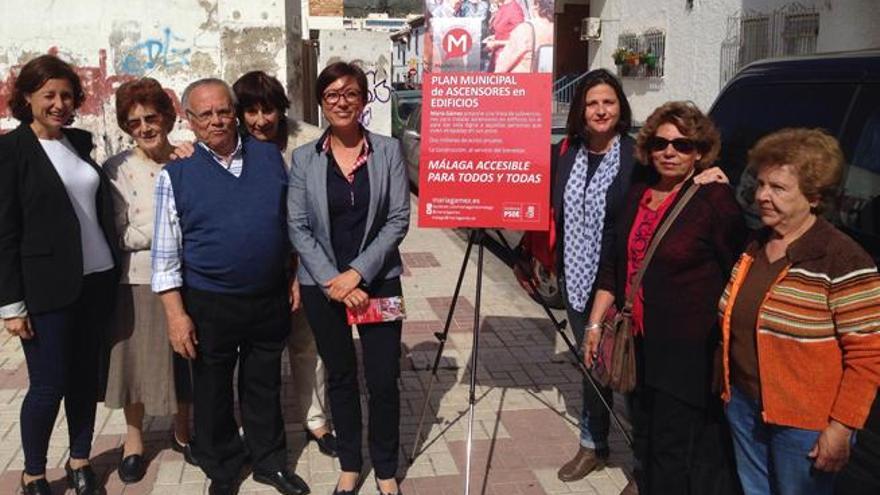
<box><xmin>126</xmin><ymin>113</ymin><xmax>163</xmax><ymax>131</ymax></box>
<box><xmin>647</xmin><ymin>137</ymin><xmax>697</xmax><ymax>154</ymax></box>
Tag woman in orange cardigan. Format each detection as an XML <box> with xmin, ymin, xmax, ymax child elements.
<box><xmin>719</xmin><ymin>128</ymin><xmax>880</xmax><ymax>495</ymax></box>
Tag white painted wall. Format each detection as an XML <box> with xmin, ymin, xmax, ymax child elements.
<box><xmin>0</xmin><ymin>0</ymin><xmax>288</xmax><ymax>162</ymax></box>
<box><xmin>589</xmin><ymin>0</ymin><xmax>880</xmax><ymax>122</ymax></box>
<box><xmin>589</xmin><ymin>0</ymin><xmax>744</xmax><ymax>121</ymax></box>
<box><xmin>318</xmin><ymin>30</ymin><xmax>393</xmax><ymax>136</ymax></box>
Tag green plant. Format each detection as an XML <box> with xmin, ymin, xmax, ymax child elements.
<box><xmin>612</xmin><ymin>47</ymin><xmax>628</xmax><ymax>65</ymax></box>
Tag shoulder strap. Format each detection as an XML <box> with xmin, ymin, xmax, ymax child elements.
<box><xmin>624</xmin><ymin>183</ymin><xmax>700</xmax><ymax>311</ymax></box>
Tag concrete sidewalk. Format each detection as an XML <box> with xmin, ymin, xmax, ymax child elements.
<box><xmin>0</xmin><ymin>195</ymin><xmax>633</xmax><ymax>494</ymax></box>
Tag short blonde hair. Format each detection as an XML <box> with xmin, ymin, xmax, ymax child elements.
<box><xmin>635</xmin><ymin>101</ymin><xmax>720</xmax><ymax>170</ymax></box>
<box><xmin>747</xmin><ymin>128</ymin><xmax>843</xmax><ymax>213</ymax></box>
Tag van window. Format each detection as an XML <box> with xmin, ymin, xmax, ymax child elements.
<box><xmin>710</xmin><ymin>82</ymin><xmax>857</xmax><ymax>227</ymax></box>
<box><xmin>839</xmin><ymin>84</ymin><xmax>880</xmax><ymax>257</ymax></box>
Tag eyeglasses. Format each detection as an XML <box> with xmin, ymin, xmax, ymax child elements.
<box><xmin>126</xmin><ymin>113</ymin><xmax>163</xmax><ymax>131</ymax></box>
<box><xmin>322</xmin><ymin>90</ymin><xmax>363</xmax><ymax>105</ymax></box>
<box><xmin>647</xmin><ymin>136</ymin><xmax>697</xmax><ymax>154</ymax></box>
<box><xmin>186</xmin><ymin>107</ymin><xmax>235</xmax><ymax>123</ymax></box>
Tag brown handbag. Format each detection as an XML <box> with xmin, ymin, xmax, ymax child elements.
<box><xmin>591</xmin><ymin>183</ymin><xmax>700</xmax><ymax>393</ymax></box>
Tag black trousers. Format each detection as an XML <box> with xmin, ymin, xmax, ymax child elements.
<box><xmin>21</xmin><ymin>270</ymin><xmax>115</xmax><ymax>475</ymax></box>
<box><xmin>183</xmin><ymin>286</ymin><xmax>290</xmax><ymax>482</ymax></box>
<box><xmin>300</xmin><ymin>279</ymin><xmax>402</xmax><ymax>479</ymax></box>
<box><xmin>629</xmin><ymin>384</ymin><xmax>742</xmax><ymax>495</ymax></box>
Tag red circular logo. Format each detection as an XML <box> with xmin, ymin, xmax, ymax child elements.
<box><xmin>442</xmin><ymin>28</ymin><xmax>472</xmax><ymax>59</ymax></box>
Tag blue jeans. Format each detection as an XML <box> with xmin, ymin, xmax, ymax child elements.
<box><xmin>566</xmin><ymin>303</ymin><xmax>611</xmax><ymax>455</ymax></box>
<box><xmin>726</xmin><ymin>385</ymin><xmax>835</xmax><ymax>495</ymax></box>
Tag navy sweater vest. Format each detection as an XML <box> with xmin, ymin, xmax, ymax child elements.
<box><xmin>165</xmin><ymin>138</ymin><xmax>289</xmax><ymax>294</ymax></box>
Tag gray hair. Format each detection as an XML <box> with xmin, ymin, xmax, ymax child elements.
<box><xmin>180</xmin><ymin>78</ymin><xmax>237</xmax><ymax>112</ymax></box>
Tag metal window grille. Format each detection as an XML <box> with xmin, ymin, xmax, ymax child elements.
<box><xmin>719</xmin><ymin>2</ymin><xmax>819</xmax><ymax>87</ymax></box>
<box><xmin>615</xmin><ymin>30</ymin><xmax>665</xmax><ymax>78</ymax></box>
<box><xmin>618</xmin><ymin>32</ymin><xmax>638</xmax><ymax>51</ymax></box>
<box><xmin>739</xmin><ymin>14</ymin><xmax>770</xmax><ymax>67</ymax></box>
<box><xmin>643</xmin><ymin>29</ymin><xmax>665</xmax><ymax>78</ymax></box>
<box><xmin>782</xmin><ymin>11</ymin><xmax>819</xmax><ymax>56</ymax></box>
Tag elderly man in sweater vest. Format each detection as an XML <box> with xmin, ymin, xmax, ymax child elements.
<box><xmin>151</xmin><ymin>78</ymin><xmax>309</xmax><ymax>495</ymax></box>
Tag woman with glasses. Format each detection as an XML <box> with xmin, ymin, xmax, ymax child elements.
<box><xmin>287</xmin><ymin>62</ymin><xmax>410</xmax><ymax>495</ymax></box>
<box><xmin>102</xmin><ymin>78</ymin><xmax>195</xmax><ymax>483</ymax></box>
<box><xmin>584</xmin><ymin>102</ymin><xmax>745</xmax><ymax>494</ymax></box>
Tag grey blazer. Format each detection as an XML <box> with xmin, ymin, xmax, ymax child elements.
<box><xmin>287</xmin><ymin>131</ymin><xmax>410</xmax><ymax>288</ymax></box>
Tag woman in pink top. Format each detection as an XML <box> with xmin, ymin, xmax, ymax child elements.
<box><xmin>484</xmin><ymin>0</ymin><xmax>524</xmax><ymax>69</ymax></box>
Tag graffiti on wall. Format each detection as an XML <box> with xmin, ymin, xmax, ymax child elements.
<box><xmin>356</xmin><ymin>63</ymin><xmax>392</xmax><ymax>128</ymax></box>
<box><xmin>119</xmin><ymin>27</ymin><xmax>192</xmax><ymax>76</ymax></box>
<box><xmin>319</xmin><ymin>30</ymin><xmax>393</xmax><ymax>135</ymax></box>
<box><xmin>0</xmin><ymin>48</ymin><xmax>182</xmax><ymax>119</ymax></box>
<box><xmin>0</xmin><ymin>47</ymin><xmax>187</xmax><ymax>159</ymax></box>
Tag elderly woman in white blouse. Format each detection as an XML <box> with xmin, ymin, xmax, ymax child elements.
<box><xmin>103</xmin><ymin>78</ymin><xmax>194</xmax><ymax>483</ymax></box>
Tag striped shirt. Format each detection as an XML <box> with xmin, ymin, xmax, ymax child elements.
<box><xmin>719</xmin><ymin>217</ymin><xmax>880</xmax><ymax>430</ymax></box>
<box><xmin>151</xmin><ymin>140</ymin><xmax>243</xmax><ymax>293</ymax></box>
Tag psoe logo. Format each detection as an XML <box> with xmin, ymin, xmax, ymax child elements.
<box><xmin>442</xmin><ymin>28</ymin><xmax>472</xmax><ymax>59</ymax></box>
<box><xmin>502</xmin><ymin>204</ymin><xmax>522</xmax><ymax>219</ymax></box>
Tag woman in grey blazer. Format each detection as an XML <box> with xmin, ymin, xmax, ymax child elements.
<box><xmin>288</xmin><ymin>62</ymin><xmax>410</xmax><ymax>495</ymax></box>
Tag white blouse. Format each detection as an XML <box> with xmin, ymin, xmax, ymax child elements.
<box><xmin>39</xmin><ymin>137</ymin><xmax>114</xmax><ymax>275</ymax></box>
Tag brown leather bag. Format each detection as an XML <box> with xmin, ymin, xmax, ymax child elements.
<box><xmin>592</xmin><ymin>183</ymin><xmax>700</xmax><ymax>393</ymax></box>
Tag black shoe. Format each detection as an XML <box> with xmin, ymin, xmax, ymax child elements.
<box><xmin>333</xmin><ymin>488</ymin><xmax>356</xmax><ymax>495</ymax></box>
<box><xmin>208</xmin><ymin>479</ymin><xmax>239</xmax><ymax>495</ymax></box>
<box><xmin>117</xmin><ymin>453</ymin><xmax>146</xmax><ymax>483</ymax></box>
<box><xmin>306</xmin><ymin>429</ymin><xmax>339</xmax><ymax>457</ymax></box>
<box><xmin>170</xmin><ymin>432</ymin><xmax>199</xmax><ymax>466</ymax></box>
<box><xmin>20</xmin><ymin>475</ymin><xmax>51</xmax><ymax>495</ymax></box>
<box><xmin>64</xmin><ymin>461</ymin><xmax>100</xmax><ymax>495</ymax></box>
<box><xmin>253</xmin><ymin>470</ymin><xmax>310</xmax><ymax>495</ymax></box>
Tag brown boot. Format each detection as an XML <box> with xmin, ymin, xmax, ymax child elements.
<box><xmin>556</xmin><ymin>446</ymin><xmax>605</xmax><ymax>482</ymax></box>
<box><xmin>619</xmin><ymin>480</ymin><xmax>638</xmax><ymax>495</ymax></box>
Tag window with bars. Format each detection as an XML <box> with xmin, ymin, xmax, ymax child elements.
<box><xmin>782</xmin><ymin>11</ymin><xmax>819</xmax><ymax>56</ymax></box>
<box><xmin>739</xmin><ymin>14</ymin><xmax>770</xmax><ymax>67</ymax></box>
<box><xmin>614</xmin><ymin>30</ymin><xmax>665</xmax><ymax>78</ymax></box>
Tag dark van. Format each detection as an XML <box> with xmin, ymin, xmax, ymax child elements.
<box><xmin>710</xmin><ymin>49</ymin><xmax>880</xmax><ymax>259</ymax></box>
<box><xmin>709</xmin><ymin>49</ymin><xmax>880</xmax><ymax>495</ymax></box>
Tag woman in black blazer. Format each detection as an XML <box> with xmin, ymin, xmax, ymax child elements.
<box><xmin>551</xmin><ymin>69</ymin><xmax>639</xmax><ymax>485</ymax></box>
<box><xmin>0</xmin><ymin>55</ymin><xmax>117</xmax><ymax>495</ymax></box>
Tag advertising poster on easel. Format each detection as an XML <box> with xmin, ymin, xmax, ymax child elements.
<box><xmin>419</xmin><ymin>0</ymin><xmax>554</xmax><ymax>230</ymax></box>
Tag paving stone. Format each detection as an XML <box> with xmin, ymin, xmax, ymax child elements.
<box><xmin>0</xmin><ymin>198</ymin><xmax>632</xmax><ymax>495</ymax></box>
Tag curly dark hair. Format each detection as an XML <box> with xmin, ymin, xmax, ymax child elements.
<box><xmin>9</xmin><ymin>55</ymin><xmax>84</xmax><ymax>123</ymax></box>
<box><xmin>635</xmin><ymin>101</ymin><xmax>720</xmax><ymax>170</ymax></box>
<box><xmin>115</xmin><ymin>78</ymin><xmax>177</xmax><ymax>135</ymax></box>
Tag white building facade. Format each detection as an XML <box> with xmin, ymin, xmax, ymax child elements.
<box><xmin>587</xmin><ymin>0</ymin><xmax>880</xmax><ymax>121</ymax></box>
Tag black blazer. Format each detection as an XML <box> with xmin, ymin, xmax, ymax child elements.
<box><xmin>0</xmin><ymin>124</ymin><xmax>118</xmax><ymax>314</ymax></box>
<box><xmin>596</xmin><ymin>180</ymin><xmax>746</xmax><ymax>407</ymax></box>
<box><xmin>551</xmin><ymin>133</ymin><xmax>641</xmax><ymax>304</ymax></box>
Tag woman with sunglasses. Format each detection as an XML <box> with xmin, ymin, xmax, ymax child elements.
<box><xmin>288</xmin><ymin>62</ymin><xmax>410</xmax><ymax>495</ymax></box>
<box><xmin>584</xmin><ymin>101</ymin><xmax>746</xmax><ymax>494</ymax></box>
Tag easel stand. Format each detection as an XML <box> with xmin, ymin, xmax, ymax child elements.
<box><xmin>408</xmin><ymin>229</ymin><xmax>632</xmax><ymax>495</ymax></box>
